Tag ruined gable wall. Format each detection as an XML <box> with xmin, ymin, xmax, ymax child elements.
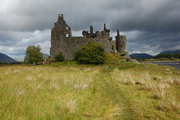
<box><xmin>50</xmin><ymin>27</ymin><xmax>64</xmax><ymax>58</ymax></box>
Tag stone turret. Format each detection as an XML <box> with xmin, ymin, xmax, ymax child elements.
<box><xmin>116</xmin><ymin>29</ymin><xmax>127</xmax><ymax>54</ymax></box>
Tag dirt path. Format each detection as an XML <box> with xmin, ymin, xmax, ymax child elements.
<box><xmin>98</xmin><ymin>71</ymin><xmax>138</xmax><ymax>120</ymax></box>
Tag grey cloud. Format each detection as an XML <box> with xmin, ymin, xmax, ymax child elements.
<box><xmin>126</xmin><ymin>31</ymin><xmax>180</xmax><ymax>55</ymax></box>
<box><xmin>110</xmin><ymin>0</ymin><xmax>180</xmax><ymax>32</ymax></box>
<box><xmin>1</xmin><ymin>0</ymin><xmax>180</xmax><ymax>32</ymax></box>
<box><xmin>0</xmin><ymin>0</ymin><xmax>180</xmax><ymax>59</ymax></box>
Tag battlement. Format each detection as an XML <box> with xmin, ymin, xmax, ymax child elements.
<box><xmin>82</xmin><ymin>24</ymin><xmax>110</xmax><ymax>39</ymax></box>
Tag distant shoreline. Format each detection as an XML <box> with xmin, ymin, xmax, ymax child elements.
<box><xmin>143</xmin><ymin>61</ymin><xmax>180</xmax><ymax>69</ymax></box>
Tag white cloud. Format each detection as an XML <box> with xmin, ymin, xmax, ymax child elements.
<box><xmin>0</xmin><ymin>29</ymin><xmax>50</xmax><ymax>60</ymax></box>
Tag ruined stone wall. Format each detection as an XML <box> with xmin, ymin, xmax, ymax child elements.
<box><xmin>50</xmin><ymin>33</ymin><xmax>113</xmax><ymax>60</ymax></box>
<box><xmin>50</xmin><ymin>14</ymin><xmax>127</xmax><ymax>60</ymax></box>
<box><xmin>50</xmin><ymin>14</ymin><xmax>71</xmax><ymax>58</ymax></box>
<box><xmin>59</xmin><ymin>37</ymin><xmax>112</xmax><ymax>60</ymax></box>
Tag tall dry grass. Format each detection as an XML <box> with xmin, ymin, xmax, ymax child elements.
<box><xmin>0</xmin><ymin>63</ymin><xmax>179</xmax><ymax>120</ymax></box>
<box><xmin>0</xmin><ymin>65</ymin><xmax>122</xmax><ymax>120</ymax></box>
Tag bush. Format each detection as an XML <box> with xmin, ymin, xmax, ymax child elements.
<box><xmin>54</xmin><ymin>52</ymin><xmax>65</xmax><ymax>61</ymax></box>
<box><xmin>24</xmin><ymin>45</ymin><xmax>43</xmax><ymax>65</ymax></box>
<box><xmin>75</xmin><ymin>42</ymin><xmax>106</xmax><ymax>64</ymax></box>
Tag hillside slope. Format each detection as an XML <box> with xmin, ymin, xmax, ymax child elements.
<box><xmin>130</xmin><ymin>53</ymin><xmax>153</xmax><ymax>58</ymax></box>
<box><xmin>0</xmin><ymin>53</ymin><xmax>17</xmax><ymax>63</ymax></box>
<box><xmin>161</xmin><ymin>50</ymin><xmax>180</xmax><ymax>54</ymax></box>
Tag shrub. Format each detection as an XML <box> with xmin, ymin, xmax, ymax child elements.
<box><xmin>54</xmin><ymin>52</ymin><xmax>65</xmax><ymax>61</ymax></box>
<box><xmin>24</xmin><ymin>45</ymin><xmax>43</xmax><ymax>65</ymax></box>
<box><xmin>75</xmin><ymin>42</ymin><xmax>106</xmax><ymax>64</ymax></box>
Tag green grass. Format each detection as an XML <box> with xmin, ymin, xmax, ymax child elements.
<box><xmin>145</xmin><ymin>58</ymin><xmax>180</xmax><ymax>62</ymax></box>
<box><xmin>0</xmin><ymin>62</ymin><xmax>179</xmax><ymax>120</ymax></box>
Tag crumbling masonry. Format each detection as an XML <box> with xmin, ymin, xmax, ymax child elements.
<box><xmin>50</xmin><ymin>14</ymin><xmax>127</xmax><ymax>60</ymax></box>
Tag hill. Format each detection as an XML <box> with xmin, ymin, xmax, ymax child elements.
<box><xmin>0</xmin><ymin>53</ymin><xmax>17</xmax><ymax>63</ymax></box>
<box><xmin>160</xmin><ymin>50</ymin><xmax>180</xmax><ymax>54</ymax></box>
<box><xmin>130</xmin><ymin>53</ymin><xmax>153</xmax><ymax>59</ymax></box>
<box><xmin>155</xmin><ymin>50</ymin><xmax>180</xmax><ymax>59</ymax></box>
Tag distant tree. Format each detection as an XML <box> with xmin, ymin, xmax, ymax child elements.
<box><xmin>54</xmin><ymin>52</ymin><xmax>65</xmax><ymax>61</ymax></box>
<box><xmin>24</xmin><ymin>45</ymin><xmax>43</xmax><ymax>65</ymax></box>
<box><xmin>74</xmin><ymin>42</ymin><xmax>106</xmax><ymax>64</ymax></box>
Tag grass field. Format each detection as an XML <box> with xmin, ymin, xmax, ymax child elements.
<box><xmin>0</xmin><ymin>62</ymin><xmax>179</xmax><ymax>120</ymax></box>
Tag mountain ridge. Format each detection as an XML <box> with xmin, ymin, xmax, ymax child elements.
<box><xmin>160</xmin><ymin>50</ymin><xmax>180</xmax><ymax>54</ymax></box>
<box><xmin>130</xmin><ymin>53</ymin><xmax>154</xmax><ymax>59</ymax></box>
<box><xmin>0</xmin><ymin>53</ymin><xmax>17</xmax><ymax>63</ymax></box>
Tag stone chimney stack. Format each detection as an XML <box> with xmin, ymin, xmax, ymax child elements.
<box><xmin>90</xmin><ymin>26</ymin><xmax>93</xmax><ymax>34</ymax></box>
<box><xmin>104</xmin><ymin>24</ymin><xmax>106</xmax><ymax>31</ymax></box>
<box><xmin>117</xmin><ymin>29</ymin><xmax>120</xmax><ymax>36</ymax></box>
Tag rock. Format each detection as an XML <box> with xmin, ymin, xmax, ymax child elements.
<box><xmin>122</xmin><ymin>54</ymin><xmax>140</xmax><ymax>63</ymax></box>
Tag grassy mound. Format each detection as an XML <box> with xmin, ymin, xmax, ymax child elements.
<box><xmin>105</xmin><ymin>53</ymin><xmax>125</xmax><ymax>64</ymax></box>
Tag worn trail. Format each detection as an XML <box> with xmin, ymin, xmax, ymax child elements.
<box><xmin>97</xmin><ymin>71</ymin><xmax>137</xmax><ymax>120</ymax></box>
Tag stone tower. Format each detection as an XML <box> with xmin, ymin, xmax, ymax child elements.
<box><xmin>116</xmin><ymin>29</ymin><xmax>127</xmax><ymax>54</ymax></box>
<box><xmin>50</xmin><ymin>14</ymin><xmax>72</xmax><ymax>58</ymax></box>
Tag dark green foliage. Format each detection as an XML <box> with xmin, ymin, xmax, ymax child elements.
<box><xmin>54</xmin><ymin>52</ymin><xmax>65</xmax><ymax>61</ymax></box>
<box><xmin>24</xmin><ymin>45</ymin><xmax>43</xmax><ymax>65</ymax></box>
<box><xmin>154</xmin><ymin>53</ymin><xmax>180</xmax><ymax>59</ymax></box>
<box><xmin>75</xmin><ymin>42</ymin><xmax>106</xmax><ymax>64</ymax></box>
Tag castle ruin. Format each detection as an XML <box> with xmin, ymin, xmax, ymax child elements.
<box><xmin>50</xmin><ymin>14</ymin><xmax>127</xmax><ymax>60</ymax></box>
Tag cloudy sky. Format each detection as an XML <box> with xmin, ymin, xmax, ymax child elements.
<box><xmin>0</xmin><ymin>0</ymin><xmax>180</xmax><ymax>60</ymax></box>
